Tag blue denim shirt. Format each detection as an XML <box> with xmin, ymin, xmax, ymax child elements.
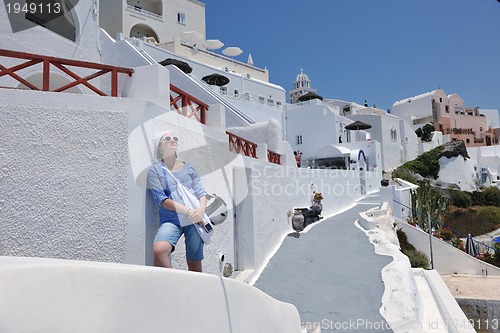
<box><xmin>147</xmin><ymin>162</ymin><xmax>207</xmax><ymax>226</ymax></box>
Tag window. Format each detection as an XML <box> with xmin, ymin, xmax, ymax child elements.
<box><xmin>480</xmin><ymin>127</ymin><xmax>483</xmax><ymax>132</ymax></box>
<box><xmin>439</xmin><ymin>97</ymin><xmax>443</xmax><ymax>103</ymax></box>
<box><xmin>220</xmin><ymin>86</ymin><xmax>227</xmax><ymax>95</ymax></box>
<box><xmin>390</xmin><ymin>128</ymin><xmax>397</xmax><ymax>142</ymax></box>
<box><xmin>466</xmin><ymin>138</ymin><xmax>470</xmax><ymax>144</ymax></box>
<box><xmin>445</xmin><ymin>105</ymin><xmax>449</xmax><ymax>113</ymax></box>
<box><xmin>296</xmin><ymin>135</ymin><xmax>303</xmax><ymax>145</ymax></box>
<box><xmin>234</xmin><ymin>89</ymin><xmax>239</xmax><ymax>98</ymax></box>
<box><xmin>258</xmin><ymin>96</ymin><xmax>265</xmax><ymax>104</ymax></box>
<box><xmin>177</xmin><ymin>12</ymin><xmax>186</xmax><ymax>24</ymax></box>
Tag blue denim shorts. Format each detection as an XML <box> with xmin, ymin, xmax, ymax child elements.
<box><xmin>154</xmin><ymin>222</ymin><xmax>203</xmax><ymax>260</ymax></box>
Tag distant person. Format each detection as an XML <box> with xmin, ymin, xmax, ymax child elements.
<box><xmin>147</xmin><ymin>131</ymin><xmax>208</xmax><ymax>272</ymax></box>
<box><xmin>294</xmin><ymin>151</ymin><xmax>301</xmax><ymax>167</ymax></box>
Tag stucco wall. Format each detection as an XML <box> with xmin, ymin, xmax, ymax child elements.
<box><xmin>1</xmin><ymin>87</ymin><xmax>376</xmax><ymax>280</ymax></box>
<box><xmin>284</xmin><ymin>100</ymin><xmax>340</xmax><ymax>161</ymax></box>
<box><xmin>0</xmin><ymin>89</ymin><xmax>165</xmax><ymax>264</ymax></box>
<box><xmin>349</xmin><ymin>114</ymin><xmax>406</xmax><ymax>170</ymax></box>
<box><xmin>392</xmin><ymin>93</ymin><xmax>434</xmax><ymax>129</ymax></box>
<box><xmin>400</xmin><ymin>223</ymin><xmax>500</xmax><ymax>276</ymax></box>
<box><xmin>0</xmin><ymin>0</ymin><xmax>100</xmax><ymax>62</ymax></box>
<box><xmin>0</xmin><ymin>256</ymin><xmax>302</xmax><ymax>333</ymax></box>
<box><xmin>456</xmin><ymin>298</ymin><xmax>500</xmax><ymax>333</ymax></box>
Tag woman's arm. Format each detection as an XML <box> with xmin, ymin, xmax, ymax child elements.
<box><xmin>161</xmin><ymin>198</ymin><xmax>192</xmax><ymax>216</ymax></box>
<box><xmin>147</xmin><ymin>166</ymin><xmax>192</xmax><ymax>216</ymax></box>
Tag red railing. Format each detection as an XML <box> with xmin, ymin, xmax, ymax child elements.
<box><xmin>170</xmin><ymin>84</ymin><xmax>208</xmax><ymax>124</ymax></box>
<box><xmin>0</xmin><ymin>49</ymin><xmax>133</xmax><ymax>96</ymax></box>
<box><xmin>267</xmin><ymin>150</ymin><xmax>281</xmax><ymax>165</ymax></box>
<box><xmin>226</xmin><ymin>131</ymin><xmax>257</xmax><ymax>158</ymax></box>
<box><xmin>444</xmin><ymin>128</ymin><xmax>475</xmax><ymax>135</ymax></box>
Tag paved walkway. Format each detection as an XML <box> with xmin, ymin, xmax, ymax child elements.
<box><xmin>254</xmin><ymin>194</ymin><xmax>393</xmax><ymax>332</ymax></box>
<box><xmin>441</xmin><ymin>274</ymin><xmax>500</xmax><ymax>300</ymax></box>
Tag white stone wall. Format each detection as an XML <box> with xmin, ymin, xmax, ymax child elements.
<box><xmin>0</xmin><ymin>256</ymin><xmax>302</xmax><ymax>333</ymax></box>
<box><xmin>1</xmin><ymin>87</ymin><xmax>375</xmax><ymax>280</ymax></box>
<box><xmin>284</xmin><ymin>100</ymin><xmax>341</xmax><ymax>161</ymax></box>
<box><xmin>99</xmin><ymin>0</ymin><xmax>206</xmax><ymax>45</ymax></box>
<box><xmin>0</xmin><ymin>0</ymin><xmax>100</xmax><ymax>62</ymax></box>
<box><xmin>392</xmin><ymin>93</ymin><xmax>433</xmax><ymax>128</ymax></box>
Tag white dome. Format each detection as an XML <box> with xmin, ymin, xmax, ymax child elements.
<box><xmin>296</xmin><ymin>68</ymin><xmax>309</xmax><ymax>82</ymax></box>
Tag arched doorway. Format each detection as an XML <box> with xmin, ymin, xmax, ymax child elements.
<box><xmin>129</xmin><ymin>24</ymin><xmax>159</xmax><ymax>43</ymax></box>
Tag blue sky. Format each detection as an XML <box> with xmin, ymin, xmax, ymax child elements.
<box><xmin>205</xmin><ymin>0</ymin><xmax>500</xmax><ymax>112</ymax></box>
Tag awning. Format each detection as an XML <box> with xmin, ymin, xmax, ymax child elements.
<box><xmin>159</xmin><ymin>58</ymin><xmax>192</xmax><ymax>74</ymax></box>
<box><xmin>315</xmin><ymin>145</ymin><xmax>351</xmax><ymax>159</ymax></box>
<box><xmin>298</xmin><ymin>92</ymin><xmax>323</xmax><ymax>102</ymax></box>
<box><xmin>345</xmin><ymin>120</ymin><xmax>372</xmax><ymax>131</ymax></box>
<box><xmin>202</xmin><ymin>73</ymin><xmax>230</xmax><ymax>86</ymax></box>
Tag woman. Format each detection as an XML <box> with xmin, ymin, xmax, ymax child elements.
<box><xmin>147</xmin><ymin>131</ymin><xmax>207</xmax><ymax>272</ymax></box>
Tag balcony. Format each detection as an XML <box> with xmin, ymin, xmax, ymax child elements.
<box><xmin>126</xmin><ymin>3</ymin><xmax>162</xmax><ymax>21</ymax></box>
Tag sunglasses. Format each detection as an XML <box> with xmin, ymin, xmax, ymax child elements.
<box><xmin>163</xmin><ymin>136</ymin><xmax>179</xmax><ymax>143</ymax></box>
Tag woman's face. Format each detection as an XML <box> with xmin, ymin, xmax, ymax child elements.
<box><xmin>159</xmin><ymin>132</ymin><xmax>178</xmax><ymax>158</ymax></box>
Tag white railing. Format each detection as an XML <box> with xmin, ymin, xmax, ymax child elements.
<box><xmin>126</xmin><ymin>4</ymin><xmax>163</xmax><ymax>20</ymax></box>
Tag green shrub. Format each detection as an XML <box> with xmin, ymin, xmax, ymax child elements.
<box><xmin>482</xmin><ymin>187</ymin><xmax>500</xmax><ymax>207</ymax></box>
<box><xmin>449</xmin><ymin>190</ymin><xmax>472</xmax><ymax>208</ymax></box>
<box><xmin>399</xmin><ymin>145</ymin><xmax>445</xmax><ymax>179</ymax></box>
<box><xmin>471</xmin><ymin>191</ymin><xmax>485</xmax><ymax>206</ymax></box>
<box><xmin>403</xmin><ymin>249</ymin><xmax>430</xmax><ymax>269</ymax></box>
<box><xmin>421</xmin><ymin>124</ymin><xmax>435</xmax><ymax>142</ymax></box>
<box><xmin>397</xmin><ymin>229</ymin><xmax>415</xmax><ymax>251</ymax></box>
<box><xmin>486</xmin><ymin>244</ymin><xmax>500</xmax><ymax>268</ymax></box>
<box><xmin>478</xmin><ymin>206</ymin><xmax>500</xmax><ymax>223</ymax></box>
<box><xmin>392</xmin><ymin>168</ymin><xmax>418</xmax><ymax>184</ymax></box>
<box><xmin>397</xmin><ymin>229</ymin><xmax>429</xmax><ymax>268</ymax></box>
<box><xmin>444</xmin><ymin>206</ymin><xmax>500</xmax><ymax>237</ymax></box>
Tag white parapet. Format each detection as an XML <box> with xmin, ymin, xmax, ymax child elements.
<box><xmin>0</xmin><ymin>256</ymin><xmax>302</xmax><ymax>333</ymax></box>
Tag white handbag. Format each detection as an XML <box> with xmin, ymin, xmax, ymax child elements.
<box><xmin>162</xmin><ymin>166</ymin><xmax>214</xmax><ymax>244</ymax></box>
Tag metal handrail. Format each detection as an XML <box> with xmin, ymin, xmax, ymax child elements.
<box><xmin>169</xmin><ymin>84</ymin><xmax>208</xmax><ymax>124</ymax></box>
<box><xmin>267</xmin><ymin>149</ymin><xmax>281</xmax><ymax>165</ymax></box>
<box><xmin>0</xmin><ymin>49</ymin><xmax>133</xmax><ymax>97</ymax></box>
<box><xmin>125</xmin><ymin>4</ymin><xmax>162</xmax><ymax>20</ymax></box>
<box><xmin>226</xmin><ymin>131</ymin><xmax>257</xmax><ymax>158</ymax></box>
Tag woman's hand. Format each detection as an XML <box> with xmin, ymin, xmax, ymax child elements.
<box><xmin>188</xmin><ymin>207</ymin><xmax>205</xmax><ymax>224</ymax></box>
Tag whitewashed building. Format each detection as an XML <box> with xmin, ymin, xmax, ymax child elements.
<box><xmin>99</xmin><ymin>0</ymin><xmax>206</xmax><ymax>44</ymax></box>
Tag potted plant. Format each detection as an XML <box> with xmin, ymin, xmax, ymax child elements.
<box><xmin>311</xmin><ymin>192</ymin><xmax>324</xmax><ymax>216</ymax></box>
<box><xmin>312</xmin><ymin>192</ymin><xmax>324</xmax><ymax>204</ymax></box>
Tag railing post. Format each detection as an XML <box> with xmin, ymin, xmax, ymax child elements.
<box><xmin>111</xmin><ymin>69</ymin><xmax>118</xmax><ymax>97</ymax></box>
<box><xmin>182</xmin><ymin>95</ymin><xmax>188</xmax><ymax>117</ymax></box>
<box><xmin>43</xmin><ymin>58</ymin><xmax>50</xmax><ymax>91</ymax></box>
